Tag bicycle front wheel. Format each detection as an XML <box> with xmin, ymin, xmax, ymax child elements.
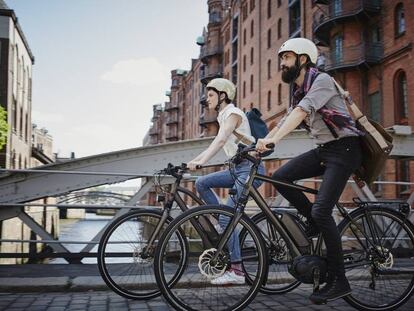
<box><xmin>98</xmin><ymin>209</ymin><xmax>188</xmax><ymax>300</ymax></box>
<box><xmin>154</xmin><ymin>205</ymin><xmax>267</xmax><ymax>311</ymax></box>
<box><xmin>339</xmin><ymin>207</ymin><xmax>414</xmax><ymax>310</ymax></box>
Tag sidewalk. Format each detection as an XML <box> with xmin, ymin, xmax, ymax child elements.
<box><xmin>0</xmin><ymin>264</ymin><xmax>106</xmax><ymax>292</ymax></box>
<box><xmin>0</xmin><ymin>264</ymin><xmax>413</xmax><ymax>310</ymax></box>
<box><xmin>1</xmin><ymin>287</ymin><xmax>414</xmax><ymax>311</ymax></box>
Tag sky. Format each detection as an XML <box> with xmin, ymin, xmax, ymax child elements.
<box><xmin>6</xmin><ymin>0</ymin><xmax>208</xmax><ymax>158</ymax></box>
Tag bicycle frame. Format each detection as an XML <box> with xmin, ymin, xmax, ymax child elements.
<box><xmin>213</xmin><ymin>157</ymin><xmax>393</xmax><ymax>264</ymax></box>
<box><xmin>142</xmin><ymin>172</ymin><xmax>205</xmax><ymax>256</ymax></box>
<box><xmin>142</xmin><ymin>171</ymin><xmax>221</xmax><ymax>257</ymax></box>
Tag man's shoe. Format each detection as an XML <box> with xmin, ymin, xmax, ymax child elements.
<box><xmin>309</xmin><ymin>276</ymin><xmax>352</xmax><ymax>304</ymax></box>
<box><xmin>305</xmin><ymin>219</ymin><xmax>320</xmax><ymax>238</ymax></box>
<box><xmin>210</xmin><ymin>270</ymin><xmax>245</xmax><ymax>285</ymax></box>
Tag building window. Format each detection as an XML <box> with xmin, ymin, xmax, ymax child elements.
<box><xmin>19</xmin><ymin>107</ymin><xmax>23</xmax><ymax>137</ymax></box>
<box><xmin>278</xmin><ymin>18</ymin><xmax>282</xmax><ymax>39</ymax></box>
<box><xmin>267</xmin><ymin>91</ymin><xmax>272</xmax><ymax>111</ymax></box>
<box><xmin>278</xmin><ymin>83</ymin><xmax>282</xmax><ymax>105</ymax></box>
<box><xmin>277</xmin><ymin>0</ymin><xmax>281</xmax><ymax>8</ymax></box>
<box><xmin>12</xmin><ymin>98</ymin><xmax>17</xmax><ymax>131</ymax></box>
<box><xmin>243</xmin><ymin>28</ymin><xmax>247</xmax><ymax>45</ymax></box>
<box><xmin>243</xmin><ymin>55</ymin><xmax>246</xmax><ymax>72</ymax></box>
<box><xmin>368</xmin><ymin>92</ymin><xmax>381</xmax><ymax>123</ymax></box>
<box><xmin>250</xmin><ymin>0</ymin><xmax>255</xmax><ymax>12</ymax></box>
<box><xmin>250</xmin><ymin>47</ymin><xmax>254</xmax><ymax>65</ymax></box>
<box><xmin>232</xmin><ymin>40</ymin><xmax>238</xmax><ymax>63</ymax></box>
<box><xmin>267</xmin><ymin>59</ymin><xmax>272</xmax><ymax>79</ymax></box>
<box><xmin>331</xmin><ymin>33</ymin><xmax>343</xmax><ymax>65</ymax></box>
<box><xmin>225</xmin><ymin>29</ymin><xmax>230</xmax><ymax>43</ymax></box>
<box><xmin>267</xmin><ymin>0</ymin><xmax>272</xmax><ymax>19</ymax></box>
<box><xmin>11</xmin><ymin>150</ymin><xmax>16</xmax><ymax>169</ymax></box>
<box><xmin>333</xmin><ymin>0</ymin><xmax>342</xmax><ymax>16</ymax></box>
<box><xmin>250</xmin><ymin>74</ymin><xmax>254</xmax><ymax>93</ymax></box>
<box><xmin>232</xmin><ymin>64</ymin><xmax>238</xmax><ymax>85</ymax></box>
<box><xmin>394</xmin><ymin>70</ymin><xmax>408</xmax><ymax>124</ymax></box>
<box><xmin>25</xmin><ymin>113</ymin><xmax>29</xmax><ymax>142</ymax></box>
<box><xmin>395</xmin><ymin>3</ymin><xmax>405</xmax><ymax>37</ymax></box>
<box><xmin>397</xmin><ymin>160</ymin><xmax>411</xmax><ymax>196</ymax></box>
<box><xmin>210</xmin><ymin>10</ymin><xmax>221</xmax><ymax>23</ymax></box>
<box><xmin>242</xmin><ymin>3</ymin><xmax>248</xmax><ymax>20</ymax></box>
<box><xmin>267</xmin><ymin>29</ymin><xmax>272</xmax><ymax>49</ymax></box>
<box><xmin>289</xmin><ymin>2</ymin><xmax>300</xmax><ymax>36</ymax></box>
<box><xmin>243</xmin><ymin>81</ymin><xmax>246</xmax><ymax>98</ymax></box>
<box><xmin>250</xmin><ymin>20</ymin><xmax>254</xmax><ymax>38</ymax></box>
<box><xmin>232</xmin><ymin>16</ymin><xmax>239</xmax><ymax>39</ymax></box>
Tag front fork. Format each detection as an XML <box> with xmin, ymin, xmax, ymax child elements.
<box><xmin>141</xmin><ymin>207</ymin><xmax>171</xmax><ymax>258</ymax></box>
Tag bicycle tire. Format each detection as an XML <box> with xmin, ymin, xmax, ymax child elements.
<box><xmin>98</xmin><ymin>209</ymin><xmax>188</xmax><ymax>300</ymax></box>
<box><xmin>154</xmin><ymin>205</ymin><xmax>267</xmax><ymax>311</ymax></box>
<box><xmin>338</xmin><ymin>206</ymin><xmax>414</xmax><ymax>310</ymax></box>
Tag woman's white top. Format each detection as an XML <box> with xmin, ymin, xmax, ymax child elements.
<box><xmin>217</xmin><ymin>104</ymin><xmax>254</xmax><ymax>157</ymax></box>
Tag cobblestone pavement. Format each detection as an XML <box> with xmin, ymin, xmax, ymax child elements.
<box><xmin>1</xmin><ymin>285</ymin><xmax>413</xmax><ymax>311</ymax></box>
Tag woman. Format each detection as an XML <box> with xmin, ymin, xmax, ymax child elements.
<box><xmin>188</xmin><ymin>78</ymin><xmax>264</xmax><ymax>285</ymax></box>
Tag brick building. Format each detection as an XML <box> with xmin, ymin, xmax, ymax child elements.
<box><xmin>145</xmin><ymin>0</ymin><xmax>413</xmax><ymax>202</ymax></box>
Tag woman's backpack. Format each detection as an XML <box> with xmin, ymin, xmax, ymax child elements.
<box><xmin>232</xmin><ymin>108</ymin><xmax>269</xmax><ymax>144</ymax></box>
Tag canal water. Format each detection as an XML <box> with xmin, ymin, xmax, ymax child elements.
<box><xmin>49</xmin><ymin>213</ymin><xmax>113</xmax><ymax>264</ymax></box>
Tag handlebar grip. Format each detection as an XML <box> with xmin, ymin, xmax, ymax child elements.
<box><xmin>195</xmin><ymin>165</ymin><xmax>203</xmax><ymax>169</ymax></box>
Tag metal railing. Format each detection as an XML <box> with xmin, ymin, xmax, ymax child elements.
<box><xmin>325</xmin><ymin>42</ymin><xmax>383</xmax><ymax>71</ymax></box>
<box><xmin>0</xmin><ymin>133</ymin><xmax>413</xmax><ymax>262</ymax></box>
<box><xmin>313</xmin><ymin>0</ymin><xmax>381</xmax><ymax>32</ymax></box>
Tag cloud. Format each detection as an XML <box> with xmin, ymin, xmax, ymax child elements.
<box><xmin>100</xmin><ymin>57</ymin><xmax>169</xmax><ymax>86</ymax></box>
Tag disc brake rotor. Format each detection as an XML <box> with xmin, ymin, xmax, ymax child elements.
<box><xmin>198</xmin><ymin>248</ymin><xmax>228</xmax><ymax>279</ymax></box>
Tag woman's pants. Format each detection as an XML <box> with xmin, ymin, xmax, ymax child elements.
<box><xmin>195</xmin><ymin>160</ymin><xmax>265</xmax><ymax>263</ymax></box>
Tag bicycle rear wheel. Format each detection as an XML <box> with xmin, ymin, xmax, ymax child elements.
<box><xmin>98</xmin><ymin>210</ymin><xmax>187</xmax><ymax>300</ymax></box>
<box><xmin>240</xmin><ymin>211</ymin><xmax>301</xmax><ymax>294</ymax></box>
<box><xmin>154</xmin><ymin>205</ymin><xmax>267</xmax><ymax>311</ymax></box>
<box><xmin>338</xmin><ymin>207</ymin><xmax>414</xmax><ymax>310</ymax></box>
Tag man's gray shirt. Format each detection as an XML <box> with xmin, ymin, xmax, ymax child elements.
<box><xmin>277</xmin><ymin>73</ymin><xmax>358</xmax><ymax>144</ymax></box>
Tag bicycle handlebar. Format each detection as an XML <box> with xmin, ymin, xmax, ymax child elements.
<box><xmin>233</xmin><ymin>143</ymin><xmax>275</xmax><ymax>164</ymax></box>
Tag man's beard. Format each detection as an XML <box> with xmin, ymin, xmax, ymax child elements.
<box><xmin>281</xmin><ymin>64</ymin><xmax>299</xmax><ymax>83</ymax></box>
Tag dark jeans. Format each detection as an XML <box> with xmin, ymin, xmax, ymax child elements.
<box><xmin>272</xmin><ymin>136</ymin><xmax>362</xmax><ymax>278</ymax></box>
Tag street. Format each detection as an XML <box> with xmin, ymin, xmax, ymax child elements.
<box><xmin>1</xmin><ymin>285</ymin><xmax>414</xmax><ymax>311</ymax></box>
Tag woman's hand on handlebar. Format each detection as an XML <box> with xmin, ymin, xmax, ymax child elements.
<box><xmin>187</xmin><ymin>159</ymin><xmax>204</xmax><ymax>171</ymax></box>
<box><xmin>256</xmin><ymin>138</ymin><xmax>275</xmax><ymax>153</ymax></box>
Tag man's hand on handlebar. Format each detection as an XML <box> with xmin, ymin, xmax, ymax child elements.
<box><xmin>256</xmin><ymin>138</ymin><xmax>275</xmax><ymax>153</ymax></box>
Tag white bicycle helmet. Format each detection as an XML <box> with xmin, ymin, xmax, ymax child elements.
<box><xmin>206</xmin><ymin>78</ymin><xmax>236</xmax><ymax>101</ymax></box>
<box><xmin>278</xmin><ymin>38</ymin><xmax>318</xmax><ymax>64</ymax></box>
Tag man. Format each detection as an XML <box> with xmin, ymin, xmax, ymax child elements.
<box><xmin>256</xmin><ymin>38</ymin><xmax>362</xmax><ymax>304</ymax></box>
<box><xmin>188</xmin><ymin>78</ymin><xmax>264</xmax><ymax>285</ymax></box>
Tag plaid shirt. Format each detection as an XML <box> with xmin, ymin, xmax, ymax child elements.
<box><xmin>292</xmin><ymin>67</ymin><xmax>362</xmax><ymax>137</ymax></box>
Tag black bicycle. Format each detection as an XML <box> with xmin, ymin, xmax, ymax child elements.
<box><xmin>97</xmin><ymin>163</ymin><xmax>205</xmax><ymax>300</ymax></box>
<box><xmin>154</xmin><ymin>144</ymin><xmax>414</xmax><ymax>311</ymax></box>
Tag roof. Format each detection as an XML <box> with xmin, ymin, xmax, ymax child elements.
<box><xmin>0</xmin><ymin>0</ymin><xmax>35</xmax><ymax>64</ymax></box>
<box><xmin>0</xmin><ymin>0</ymin><xmax>9</xmax><ymax>9</ymax></box>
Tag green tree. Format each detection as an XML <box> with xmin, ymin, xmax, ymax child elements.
<box><xmin>0</xmin><ymin>106</ymin><xmax>8</xmax><ymax>150</ymax></box>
